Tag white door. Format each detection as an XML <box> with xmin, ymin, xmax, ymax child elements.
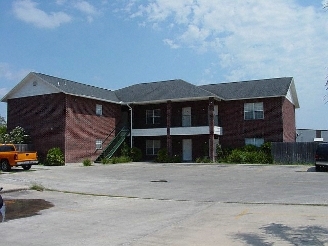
<box><xmin>183</xmin><ymin>139</ymin><xmax>192</xmax><ymax>161</ymax></box>
<box><xmin>182</xmin><ymin>107</ymin><xmax>191</xmax><ymax>127</ymax></box>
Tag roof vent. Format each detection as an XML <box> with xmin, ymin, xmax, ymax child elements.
<box><xmin>32</xmin><ymin>81</ymin><xmax>37</xmax><ymax>86</ymax></box>
<box><xmin>57</xmin><ymin>81</ymin><xmax>60</xmax><ymax>86</ymax></box>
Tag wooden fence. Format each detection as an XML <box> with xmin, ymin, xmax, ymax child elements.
<box><xmin>271</xmin><ymin>142</ymin><xmax>318</xmax><ymax>164</ymax></box>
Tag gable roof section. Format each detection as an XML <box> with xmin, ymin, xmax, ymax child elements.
<box><xmin>34</xmin><ymin>73</ymin><xmax>120</xmax><ymax>103</ymax></box>
<box><xmin>1</xmin><ymin>72</ymin><xmax>120</xmax><ymax>103</ymax></box>
<box><xmin>199</xmin><ymin>77</ymin><xmax>299</xmax><ymax>108</ymax></box>
<box><xmin>115</xmin><ymin>79</ymin><xmax>217</xmax><ymax>103</ymax></box>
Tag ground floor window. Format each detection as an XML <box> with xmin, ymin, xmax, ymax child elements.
<box><xmin>245</xmin><ymin>138</ymin><xmax>264</xmax><ymax>147</ymax></box>
<box><xmin>146</xmin><ymin>140</ymin><xmax>160</xmax><ymax>155</ymax></box>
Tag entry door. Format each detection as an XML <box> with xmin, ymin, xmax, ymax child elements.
<box><xmin>183</xmin><ymin>139</ymin><xmax>192</xmax><ymax>161</ymax></box>
<box><xmin>182</xmin><ymin>107</ymin><xmax>191</xmax><ymax>127</ymax></box>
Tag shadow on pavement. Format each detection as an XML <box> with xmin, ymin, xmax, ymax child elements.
<box><xmin>234</xmin><ymin>223</ymin><xmax>328</xmax><ymax>245</ymax></box>
<box><xmin>307</xmin><ymin>166</ymin><xmax>317</xmax><ymax>172</ymax></box>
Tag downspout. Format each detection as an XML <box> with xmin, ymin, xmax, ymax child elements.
<box><xmin>127</xmin><ymin>103</ymin><xmax>133</xmax><ymax>148</ymax></box>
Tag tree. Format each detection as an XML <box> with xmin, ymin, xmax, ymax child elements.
<box><xmin>0</xmin><ymin>116</ymin><xmax>7</xmax><ymax>143</ymax></box>
<box><xmin>0</xmin><ymin>115</ymin><xmax>5</xmax><ymax>126</ymax></box>
<box><xmin>0</xmin><ymin>126</ymin><xmax>30</xmax><ymax>144</ymax></box>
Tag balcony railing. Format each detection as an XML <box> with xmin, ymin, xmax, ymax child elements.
<box><xmin>133</xmin><ymin>114</ymin><xmax>220</xmax><ymax>129</ymax></box>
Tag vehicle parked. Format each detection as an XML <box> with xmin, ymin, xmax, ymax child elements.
<box><xmin>315</xmin><ymin>143</ymin><xmax>328</xmax><ymax>171</ymax></box>
<box><xmin>0</xmin><ymin>144</ymin><xmax>38</xmax><ymax>171</ymax></box>
<box><xmin>0</xmin><ymin>187</ymin><xmax>5</xmax><ymax>223</ymax></box>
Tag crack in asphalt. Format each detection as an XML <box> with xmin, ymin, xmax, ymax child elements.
<box><xmin>39</xmin><ymin>188</ymin><xmax>328</xmax><ymax>206</ymax></box>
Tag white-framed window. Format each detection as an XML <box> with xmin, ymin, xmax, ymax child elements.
<box><xmin>96</xmin><ymin>104</ymin><xmax>103</xmax><ymax>116</ymax></box>
<box><xmin>245</xmin><ymin>138</ymin><xmax>264</xmax><ymax>147</ymax></box>
<box><xmin>244</xmin><ymin>102</ymin><xmax>264</xmax><ymax>120</ymax></box>
<box><xmin>96</xmin><ymin>140</ymin><xmax>103</xmax><ymax>150</ymax></box>
<box><xmin>146</xmin><ymin>109</ymin><xmax>161</xmax><ymax>124</ymax></box>
<box><xmin>146</xmin><ymin>140</ymin><xmax>160</xmax><ymax>155</ymax></box>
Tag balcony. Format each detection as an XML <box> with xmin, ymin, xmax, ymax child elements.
<box><xmin>132</xmin><ymin>114</ymin><xmax>223</xmax><ymax>137</ymax></box>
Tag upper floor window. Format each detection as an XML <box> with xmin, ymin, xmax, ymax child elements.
<box><xmin>146</xmin><ymin>109</ymin><xmax>160</xmax><ymax>124</ymax></box>
<box><xmin>244</xmin><ymin>102</ymin><xmax>264</xmax><ymax>120</ymax></box>
<box><xmin>96</xmin><ymin>104</ymin><xmax>103</xmax><ymax>116</ymax></box>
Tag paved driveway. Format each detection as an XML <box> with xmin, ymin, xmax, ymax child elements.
<box><xmin>0</xmin><ymin>163</ymin><xmax>328</xmax><ymax>245</ymax></box>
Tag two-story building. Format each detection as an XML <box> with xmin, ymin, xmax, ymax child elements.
<box><xmin>1</xmin><ymin>72</ymin><xmax>299</xmax><ymax>163</ymax></box>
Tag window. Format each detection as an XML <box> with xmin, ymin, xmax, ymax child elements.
<box><xmin>245</xmin><ymin>138</ymin><xmax>264</xmax><ymax>147</ymax></box>
<box><xmin>96</xmin><ymin>104</ymin><xmax>103</xmax><ymax>116</ymax></box>
<box><xmin>0</xmin><ymin>145</ymin><xmax>15</xmax><ymax>152</ymax></box>
<box><xmin>244</xmin><ymin>102</ymin><xmax>264</xmax><ymax>120</ymax></box>
<box><xmin>146</xmin><ymin>140</ymin><xmax>160</xmax><ymax>155</ymax></box>
<box><xmin>146</xmin><ymin>109</ymin><xmax>161</xmax><ymax>124</ymax></box>
<box><xmin>182</xmin><ymin>107</ymin><xmax>191</xmax><ymax>127</ymax></box>
<box><xmin>96</xmin><ymin>140</ymin><xmax>103</xmax><ymax>150</ymax></box>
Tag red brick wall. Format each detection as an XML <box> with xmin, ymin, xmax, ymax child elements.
<box><xmin>7</xmin><ymin>93</ymin><xmax>66</xmax><ymax>161</ymax></box>
<box><xmin>219</xmin><ymin>97</ymin><xmax>294</xmax><ymax>148</ymax></box>
<box><xmin>282</xmin><ymin>98</ymin><xmax>296</xmax><ymax>142</ymax></box>
<box><xmin>65</xmin><ymin>95</ymin><xmax>121</xmax><ymax>162</ymax></box>
<box><xmin>7</xmin><ymin>93</ymin><xmax>122</xmax><ymax>163</ymax></box>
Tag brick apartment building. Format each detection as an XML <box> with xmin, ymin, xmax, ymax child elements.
<box><xmin>1</xmin><ymin>72</ymin><xmax>299</xmax><ymax>163</ymax></box>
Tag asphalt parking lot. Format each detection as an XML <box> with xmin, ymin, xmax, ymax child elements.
<box><xmin>0</xmin><ymin>163</ymin><xmax>328</xmax><ymax>245</ymax></box>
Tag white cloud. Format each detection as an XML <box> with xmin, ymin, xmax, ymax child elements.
<box><xmin>13</xmin><ymin>0</ymin><xmax>72</xmax><ymax>28</ymax></box>
<box><xmin>55</xmin><ymin>0</ymin><xmax>67</xmax><ymax>5</ymax></box>
<box><xmin>126</xmin><ymin>0</ymin><xmax>328</xmax><ymax>128</ymax></box>
<box><xmin>0</xmin><ymin>63</ymin><xmax>30</xmax><ymax>105</ymax></box>
<box><xmin>73</xmin><ymin>1</ymin><xmax>100</xmax><ymax>23</ymax></box>
<box><xmin>74</xmin><ymin>1</ymin><xmax>97</xmax><ymax>15</ymax></box>
<box><xmin>163</xmin><ymin>39</ymin><xmax>179</xmax><ymax>49</ymax></box>
<box><xmin>0</xmin><ymin>63</ymin><xmax>30</xmax><ymax>82</ymax></box>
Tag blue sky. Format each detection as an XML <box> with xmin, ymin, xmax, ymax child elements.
<box><xmin>0</xmin><ymin>0</ymin><xmax>328</xmax><ymax>129</ymax></box>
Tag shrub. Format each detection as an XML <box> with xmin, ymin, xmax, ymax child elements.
<box><xmin>111</xmin><ymin>156</ymin><xmax>131</xmax><ymax>164</ymax></box>
<box><xmin>120</xmin><ymin>142</ymin><xmax>130</xmax><ymax>157</ymax></box>
<box><xmin>216</xmin><ymin>144</ymin><xmax>224</xmax><ymax>160</ymax></box>
<box><xmin>156</xmin><ymin>148</ymin><xmax>170</xmax><ymax>163</ymax></box>
<box><xmin>83</xmin><ymin>159</ymin><xmax>92</xmax><ymax>166</ymax></box>
<box><xmin>101</xmin><ymin>158</ymin><xmax>111</xmax><ymax>164</ymax></box>
<box><xmin>130</xmin><ymin>147</ymin><xmax>142</xmax><ymax>161</ymax></box>
<box><xmin>225</xmin><ymin>143</ymin><xmax>273</xmax><ymax>164</ymax></box>
<box><xmin>45</xmin><ymin>147</ymin><xmax>65</xmax><ymax>166</ymax></box>
<box><xmin>171</xmin><ymin>155</ymin><xmax>182</xmax><ymax>163</ymax></box>
<box><xmin>196</xmin><ymin>156</ymin><xmax>212</xmax><ymax>163</ymax></box>
<box><xmin>155</xmin><ymin>149</ymin><xmax>182</xmax><ymax>163</ymax></box>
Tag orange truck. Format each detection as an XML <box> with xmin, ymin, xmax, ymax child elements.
<box><xmin>0</xmin><ymin>144</ymin><xmax>38</xmax><ymax>172</ymax></box>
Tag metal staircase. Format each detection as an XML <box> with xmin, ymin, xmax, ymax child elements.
<box><xmin>95</xmin><ymin>127</ymin><xmax>130</xmax><ymax>162</ymax></box>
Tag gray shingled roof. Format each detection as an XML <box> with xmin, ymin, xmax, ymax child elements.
<box><xmin>199</xmin><ymin>77</ymin><xmax>293</xmax><ymax>100</ymax></box>
<box><xmin>115</xmin><ymin>79</ymin><xmax>216</xmax><ymax>103</ymax></box>
<box><xmin>3</xmin><ymin>72</ymin><xmax>296</xmax><ymax>106</ymax></box>
<box><xmin>34</xmin><ymin>73</ymin><xmax>120</xmax><ymax>103</ymax></box>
